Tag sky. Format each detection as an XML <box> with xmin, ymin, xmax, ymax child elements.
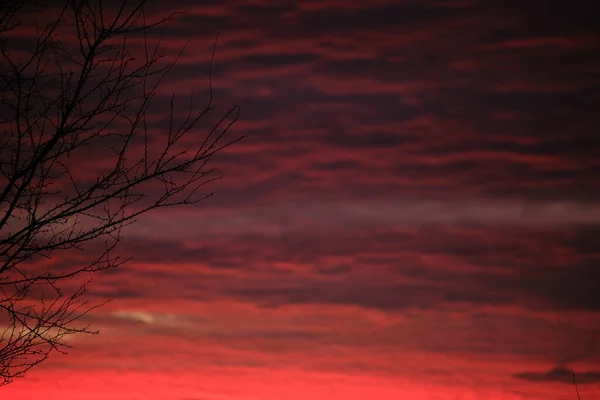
<box><xmin>3</xmin><ymin>0</ymin><xmax>600</xmax><ymax>399</ymax></box>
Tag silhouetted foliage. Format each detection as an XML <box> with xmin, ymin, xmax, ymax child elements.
<box><xmin>0</xmin><ymin>0</ymin><xmax>244</xmax><ymax>385</ymax></box>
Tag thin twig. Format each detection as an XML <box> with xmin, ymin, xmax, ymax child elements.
<box><xmin>573</xmin><ymin>373</ymin><xmax>581</xmax><ymax>400</ymax></box>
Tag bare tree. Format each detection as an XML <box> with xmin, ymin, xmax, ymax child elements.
<box><xmin>0</xmin><ymin>0</ymin><xmax>244</xmax><ymax>385</ymax></box>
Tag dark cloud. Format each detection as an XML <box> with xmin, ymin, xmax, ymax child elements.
<box><xmin>514</xmin><ymin>366</ymin><xmax>600</xmax><ymax>385</ymax></box>
<box><xmin>95</xmin><ymin>224</ymin><xmax>600</xmax><ymax>313</ymax></box>
<box><xmin>240</xmin><ymin>53</ymin><xmax>321</xmax><ymax>67</ymax></box>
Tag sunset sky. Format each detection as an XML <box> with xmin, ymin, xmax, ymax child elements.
<box><xmin>3</xmin><ymin>0</ymin><xmax>600</xmax><ymax>399</ymax></box>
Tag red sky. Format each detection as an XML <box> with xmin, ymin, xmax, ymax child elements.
<box><xmin>3</xmin><ymin>0</ymin><xmax>600</xmax><ymax>399</ymax></box>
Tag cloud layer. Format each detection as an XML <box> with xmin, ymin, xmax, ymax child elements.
<box><xmin>3</xmin><ymin>1</ymin><xmax>600</xmax><ymax>399</ymax></box>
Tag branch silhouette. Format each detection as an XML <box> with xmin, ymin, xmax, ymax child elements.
<box><xmin>0</xmin><ymin>0</ymin><xmax>245</xmax><ymax>385</ymax></box>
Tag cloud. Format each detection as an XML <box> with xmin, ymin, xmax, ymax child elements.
<box><xmin>514</xmin><ymin>366</ymin><xmax>600</xmax><ymax>384</ymax></box>
<box><xmin>112</xmin><ymin>311</ymin><xmax>180</xmax><ymax>325</ymax></box>
<box><xmin>126</xmin><ymin>199</ymin><xmax>600</xmax><ymax>241</ymax></box>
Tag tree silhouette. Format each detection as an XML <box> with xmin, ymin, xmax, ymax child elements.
<box><xmin>0</xmin><ymin>0</ymin><xmax>244</xmax><ymax>385</ymax></box>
